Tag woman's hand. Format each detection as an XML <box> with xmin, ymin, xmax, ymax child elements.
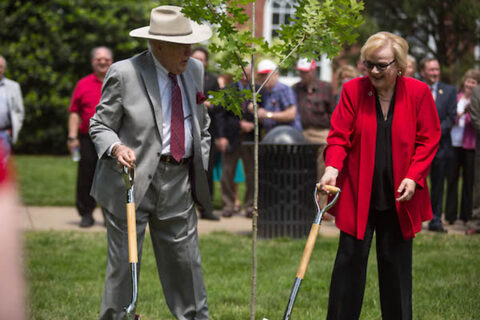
<box><xmin>396</xmin><ymin>178</ymin><xmax>416</xmax><ymax>202</ymax></box>
<box><xmin>319</xmin><ymin>166</ymin><xmax>339</xmax><ymax>194</ymax></box>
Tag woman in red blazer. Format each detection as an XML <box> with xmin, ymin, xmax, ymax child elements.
<box><xmin>319</xmin><ymin>32</ymin><xmax>441</xmax><ymax>320</ymax></box>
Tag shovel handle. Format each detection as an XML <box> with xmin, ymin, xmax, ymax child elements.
<box><xmin>316</xmin><ymin>183</ymin><xmax>340</xmax><ymax>194</ymax></box>
<box><xmin>127</xmin><ymin>203</ymin><xmax>138</xmax><ymax>263</ymax></box>
<box><xmin>296</xmin><ymin>224</ymin><xmax>320</xmax><ymax>279</ymax></box>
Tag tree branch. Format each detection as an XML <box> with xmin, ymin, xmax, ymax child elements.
<box><xmin>256</xmin><ymin>33</ymin><xmax>306</xmax><ymax>95</ymax></box>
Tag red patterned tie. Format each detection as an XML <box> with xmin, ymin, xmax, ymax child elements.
<box><xmin>168</xmin><ymin>73</ymin><xmax>185</xmax><ymax>162</ymax></box>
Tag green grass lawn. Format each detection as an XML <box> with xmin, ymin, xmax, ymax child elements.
<box><xmin>12</xmin><ymin>155</ymin><xmax>243</xmax><ymax>209</ymax></box>
<box><xmin>15</xmin><ymin>155</ymin><xmax>480</xmax><ymax>319</ymax></box>
<box><xmin>26</xmin><ymin>231</ymin><xmax>480</xmax><ymax>320</ymax></box>
<box><xmin>13</xmin><ymin>155</ymin><xmax>77</xmax><ymax>206</ymax></box>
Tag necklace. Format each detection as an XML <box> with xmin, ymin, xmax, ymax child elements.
<box><xmin>379</xmin><ymin>97</ymin><xmax>391</xmax><ymax>102</ymax></box>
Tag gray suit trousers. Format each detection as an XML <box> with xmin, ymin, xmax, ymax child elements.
<box><xmin>99</xmin><ymin>161</ymin><xmax>209</xmax><ymax>320</ymax></box>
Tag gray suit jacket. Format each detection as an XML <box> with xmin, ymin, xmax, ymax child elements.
<box><xmin>89</xmin><ymin>51</ymin><xmax>212</xmax><ymax>217</ymax></box>
<box><xmin>3</xmin><ymin>78</ymin><xmax>24</xmax><ymax>144</ymax></box>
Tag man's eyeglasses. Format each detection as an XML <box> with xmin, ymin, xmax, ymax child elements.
<box><xmin>363</xmin><ymin>59</ymin><xmax>396</xmax><ymax>72</ymax></box>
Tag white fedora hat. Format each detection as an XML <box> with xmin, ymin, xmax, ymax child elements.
<box><xmin>129</xmin><ymin>6</ymin><xmax>212</xmax><ymax>44</ymax></box>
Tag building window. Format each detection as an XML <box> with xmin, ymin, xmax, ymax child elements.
<box><xmin>263</xmin><ymin>0</ymin><xmax>297</xmax><ymax>42</ymax></box>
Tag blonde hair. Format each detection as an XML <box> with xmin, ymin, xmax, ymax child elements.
<box><xmin>407</xmin><ymin>54</ymin><xmax>416</xmax><ymax>65</ymax></box>
<box><xmin>360</xmin><ymin>32</ymin><xmax>409</xmax><ymax>75</ymax></box>
<box><xmin>335</xmin><ymin>65</ymin><xmax>360</xmax><ymax>89</ymax></box>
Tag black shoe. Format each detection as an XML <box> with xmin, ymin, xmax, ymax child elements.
<box><xmin>222</xmin><ymin>211</ymin><xmax>234</xmax><ymax>218</ymax></box>
<box><xmin>428</xmin><ymin>223</ymin><xmax>447</xmax><ymax>233</ymax></box>
<box><xmin>80</xmin><ymin>215</ymin><xmax>95</xmax><ymax>228</ymax></box>
<box><xmin>200</xmin><ymin>211</ymin><xmax>220</xmax><ymax>221</ymax></box>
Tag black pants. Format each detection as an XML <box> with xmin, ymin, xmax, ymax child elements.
<box><xmin>326</xmin><ymin>208</ymin><xmax>412</xmax><ymax>320</ymax></box>
<box><xmin>429</xmin><ymin>155</ymin><xmax>449</xmax><ymax>225</ymax></box>
<box><xmin>445</xmin><ymin>147</ymin><xmax>475</xmax><ymax>222</ymax></box>
<box><xmin>76</xmin><ymin>134</ymin><xmax>98</xmax><ymax>217</ymax></box>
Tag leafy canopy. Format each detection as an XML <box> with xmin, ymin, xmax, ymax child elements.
<box><xmin>182</xmin><ymin>0</ymin><xmax>364</xmax><ymax>117</ymax></box>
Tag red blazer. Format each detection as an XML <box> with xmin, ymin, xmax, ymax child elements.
<box><xmin>325</xmin><ymin>76</ymin><xmax>441</xmax><ymax>240</ymax></box>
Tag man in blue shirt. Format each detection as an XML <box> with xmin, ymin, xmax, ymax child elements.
<box><xmin>255</xmin><ymin>59</ymin><xmax>302</xmax><ymax>133</ymax></box>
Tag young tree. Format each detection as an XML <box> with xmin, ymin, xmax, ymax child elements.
<box><xmin>183</xmin><ymin>1</ymin><xmax>363</xmax><ymax>318</ymax></box>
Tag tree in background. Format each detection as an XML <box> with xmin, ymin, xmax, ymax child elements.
<box><xmin>362</xmin><ymin>0</ymin><xmax>480</xmax><ymax>84</ymax></box>
<box><xmin>0</xmin><ymin>0</ymin><xmax>183</xmax><ymax>154</ymax></box>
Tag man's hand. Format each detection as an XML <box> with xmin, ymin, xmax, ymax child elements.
<box><xmin>67</xmin><ymin>138</ymin><xmax>80</xmax><ymax>156</ymax></box>
<box><xmin>247</xmin><ymin>102</ymin><xmax>254</xmax><ymax>114</ymax></box>
<box><xmin>215</xmin><ymin>137</ymin><xmax>229</xmax><ymax>153</ymax></box>
<box><xmin>240</xmin><ymin>120</ymin><xmax>254</xmax><ymax>133</ymax></box>
<box><xmin>257</xmin><ymin>108</ymin><xmax>268</xmax><ymax>120</ymax></box>
<box><xmin>114</xmin><ymin>144</ymin><xmax>136</xmax><ymax>168</ymax></box>
<box><xmin>396</xmin><ymin>178</ymin><xmax>416</xmax><ymax>202</ymax></box>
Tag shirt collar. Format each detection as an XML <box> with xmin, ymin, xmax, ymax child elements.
<box><xmin>0</xmin><ymin>78</ymin><xmax>5</xmax><ymax>86</ymax></box>
<box><xmin>150</xmin><ymin>50</ymin><xmax>169</xmax><ymax>77</ymax></box>
<box><xmin>299</xmin><ymin>79</ymin><xmax>318</xmax><ymax>92</ymax></box>
<box><xmin>92</xmin><ymin>73</ymin><xmax>104</xmax><ymax>83</ymax></box>
<box><xmin>269</xmin><ymin>81</ymin><xmax>281</xmax><ymax>93</ymax></box>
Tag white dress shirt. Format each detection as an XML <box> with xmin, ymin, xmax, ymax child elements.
<box><xmin>152</xmin><ymin>56</ymin><xmax>193</xmax><ymax>158</ymax></box>
<box><xmin>450</xmin><ymin>96</ymin><xmax>469</xmax><ymax>147</ymax></box>
<box><xmin>109</xmin><ymin>53</ymin><xmax>193</xmax><ymax>158</ymax></box>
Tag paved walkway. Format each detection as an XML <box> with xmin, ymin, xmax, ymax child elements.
<box><xmin>19</xmin><ymin>206</ymin><xmax>341</xmax><ymax>237</ymax></box>
<box><xmin>19</xmin><ymin>206</ymin><xmax>474</xmax><ymax>236</ymax></box>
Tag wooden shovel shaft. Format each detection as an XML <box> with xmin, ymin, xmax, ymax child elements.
<box><xmin>296</xmin><ymin>223</ymin><xmax>320</xmax><ymax>279</ymax></box>
<box><xmin>126</xmin><ymin>203</ymin><xmax>138</xmax><ymax>263</ymax></box>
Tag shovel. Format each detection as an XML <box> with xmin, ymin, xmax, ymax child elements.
<box><xmin>122</xmin><ymin>166</ymin><xmax>140</xmax><ymax>320</ymax></box>
<box><xmin>282</xmin><ymin>183</ymin><xmax>341</xmax><ymax>320</ymax></box>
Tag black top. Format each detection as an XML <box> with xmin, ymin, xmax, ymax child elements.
<box><xmin>370</xmin><ymin>90</ymin><xmax>396</xmax><ymax>211</ymax></box>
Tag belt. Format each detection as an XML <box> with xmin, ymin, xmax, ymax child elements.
<box><xmin>160</xmin><ymin>155</ymin><xmax>192</xmax><ymax>165</ymax></box>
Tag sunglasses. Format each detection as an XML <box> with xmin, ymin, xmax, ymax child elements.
<box><xmin>363</xmin><ymin>59</ymin><xmax>396</xmax><ymax>71</ymax></box>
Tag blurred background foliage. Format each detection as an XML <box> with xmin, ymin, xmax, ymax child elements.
<box><xmin>360</xmin><ymin>0</ymin><xmax>480</xmax><ymax>84</ymax></box>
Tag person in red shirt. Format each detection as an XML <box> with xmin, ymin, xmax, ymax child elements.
<box><xmin>67</xmin><ymin>46</ymin><xmax>113</xmax><ymax>227</ymax></box>
<box><xmin>319</xmin><ymin>32</ymin><xmax>440</xmax><ymax>319</ymax></box>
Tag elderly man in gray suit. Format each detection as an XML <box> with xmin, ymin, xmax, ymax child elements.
<box><xmin>0</xmin><ymin>55</ymin><xmax>24</xmax><ymax>164</ymax></box>
<box><xmin>89</xmin><ymin>6</ymin><xmax>213</xmax><ymax>320</ymax></box>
